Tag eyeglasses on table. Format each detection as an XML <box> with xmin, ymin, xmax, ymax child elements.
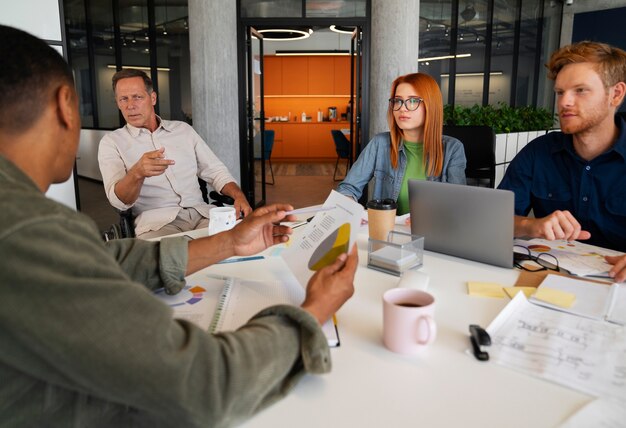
<box><xmin>513</xmin><ymin>245</ymin><xmax>560</xmax><ymax>272</ymax></box>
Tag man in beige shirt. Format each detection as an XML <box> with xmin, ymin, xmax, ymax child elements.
<box><xmin>99</xmin><ymin>69</ymin><xmax>252</xmax><ymax>238</ymax></box>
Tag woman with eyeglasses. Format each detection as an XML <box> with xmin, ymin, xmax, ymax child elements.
<box><xmin>337</xmin><ymin>72</ymin><xmax>466</xmax><ymax>215</ymax></box>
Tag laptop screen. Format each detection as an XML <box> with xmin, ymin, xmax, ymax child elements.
<box><xmin>408</xmin><ymin>180</ymin><xmax>514</xmax><ymax>268</ymax></box>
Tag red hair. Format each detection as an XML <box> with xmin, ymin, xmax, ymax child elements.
<box><xmin>387</xmin><ymin>73</ymin><xmax>443</xmax><ymax>176</ymax></box>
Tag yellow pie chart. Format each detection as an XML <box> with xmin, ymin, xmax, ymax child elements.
<box><xmin>308</xmin><ymin>223</ymin><xmax>351</xmax><ymax>271</ymax></box>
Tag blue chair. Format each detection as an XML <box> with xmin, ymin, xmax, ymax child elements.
<box><xmin>331</xmin><ymin>130</ymin><xmax>351</xmax><ymax>181</ymax></box>
<box><xmin>255</xmin><ymin>130</ymin><xmax>275</xmax><ymax>185</ymax></box>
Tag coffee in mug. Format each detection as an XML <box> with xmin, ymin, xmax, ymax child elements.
<box><xmin>382</xmin><ymin>288</ymin><xmax>436</xmax><ymax>355</ymax></box>
<box><xmin>367</xmin><ymin>199</ymin><xmax>397</xmax><ymax>241</ymax></box>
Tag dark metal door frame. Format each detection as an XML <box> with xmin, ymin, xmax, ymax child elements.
<box><xmin>236</xmin><ymin>12</ymin><xmax>371</xmax><ymax>205</ymax></box>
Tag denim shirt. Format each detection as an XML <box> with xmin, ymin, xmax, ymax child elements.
<box><xmin>337</xmin><ymin>132</ymin><xmax>467</xmax><ymax>201</ymax></box>
<box><xmin>498</xmin><ymin>117</ymin><xmax>626</xmax><ymax>252</ymax></box>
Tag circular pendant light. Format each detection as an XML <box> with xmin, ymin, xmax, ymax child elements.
<box><xmin>329</xmin><ymin>25</ymin><xmax>355</xmax><ymax>35</ymax></box>
<box><xmin>258</xmin><ymin>28</ymin><xmax>313</xmax><ymax>41</ymax></box>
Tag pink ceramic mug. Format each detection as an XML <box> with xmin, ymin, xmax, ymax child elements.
<box><xmin>383</xmin><ymin>288</ymin><xmax>437</xmax><ymax>355</ymax></box>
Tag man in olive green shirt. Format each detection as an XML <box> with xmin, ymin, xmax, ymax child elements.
<box><xmin>0</xmin><ymin>25</ymin><xmax>357</xmax><ymax>427</ymax></box>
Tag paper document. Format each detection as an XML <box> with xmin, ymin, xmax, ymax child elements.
<box><xmin>514</xmin><ymin>238</ymin><xmax>624</xmax><ymax>277</ymax></box>
<box><xmin>154</xmin><ymin>273</ymin><xmax>225</xmax><ymax>330</ymax></box>
<box><xmin>282</xmin><ymin>190</ymin><xmax>364</xmax><ymax>287</ymax></box>
<box><xmin>529</xmin><ymin>274</ymin><xmax>625</xmax><ymax>325</ymax></box>
<box><xmin>486</xmin><ymin>293</ymin><xmax>626</xmax><ymax>401</ymax></box>
<box><xmin>155</xmin><ymin>271</ymin><xmax>339</xmax><ymax>347</ymax></box>
<box><xmin>558</xmin><ymin>398</ymin><xmax>626</xmax><ymax>428</ymax></box>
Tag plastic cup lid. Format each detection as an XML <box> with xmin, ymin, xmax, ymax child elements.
<box><xmin>366</xmin><ymin>199</ymin><xmax>397</xmax><ymax>210</ymax></box>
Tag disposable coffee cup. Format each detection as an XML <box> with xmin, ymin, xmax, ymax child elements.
<box><xmin>208</xmin><ymin>207</ymin><xmax>237</xmax><ymax>236</ymax></box>
<box><xmin>367</xmin><ymin>199</ymin><xmax>397</xmax><ymax>241</ymax></box>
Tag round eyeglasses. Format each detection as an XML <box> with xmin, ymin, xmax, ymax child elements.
<box><xmin>389</xmin><ymin>97</ymin><xmax>423</xmax><ymax>111</ymax></box>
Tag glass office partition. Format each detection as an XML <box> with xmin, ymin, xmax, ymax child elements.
<box><xmin>307</xmin><ymin>0</ymin><xmax>366</xmax><ymax>17</ymax></box>
<box><xmin>419</xmin><ymin>0</ymin><xmax>563</xmax><ymax>111</ymax></box>
<box><xmin>453</xmin><ymin>0</ymin><xmax>488</xmax><ymax>107</ymax></box>
<box><xmin>514</xmin><ymin>0</ymin><xmax>541</xmax><ymax>106</ymax></box>
<box><xmin>418</xmin><ymin>0</ymin><xmax>453</xmax><ymax>103</ymax></box>
<box><xmin>155</xmin><ymin>1</ymin><xmax>192</xmax><ymax>122</ymax></box>
<box><xmin>63</xmin><ymin>0</ymin><xmax>191</xmax><ymax>129</ymax></box>
<box><xmin>240</xmin><ymin>0</ymin><xmax>366</xmax><ymax>18</ymax></box>
<box><xmin>65</xmin><ymin>0</ymin><xmax>95</xmax><ymax>127</ymax></box>
<box><xmin>489</xmin><ymin>2</ymin><xmax>515</xmax><ymax>105</ymax></box>
<box><xmin>240</xmin><ymin>0</ymin><xmax>301</xmax><ymax>17</ymax></box>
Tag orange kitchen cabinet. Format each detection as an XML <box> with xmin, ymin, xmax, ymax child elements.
<box><xmin>263</xmin><ymin>56</ymin><xmax>282</xmax><ymax>95</ymax></box>
<box><xmin>307</xmin><ymin>124</ymin><xmax>336</xmax><ymax>158</ymax></box>
<box><xmin>308</xmin><ymin>57</ymin><xmax>334</xmax><ymax>95</ymax></box>
<box><xmin>334</xmin><ymin>56</ymin><xmax>351</xmax><ymax>95</ymax></box>
<box><xmin>282</xmin><ymin>57</ymin><xmax>309</xmax><ymax>95</ymax></box>
<box><xmin>281</xmin><ymin>124</ymin><xmax>308</xmax><ymax>158</ymax></box>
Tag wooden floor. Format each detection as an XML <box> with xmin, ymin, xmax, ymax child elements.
<box><xmin>77</xmin><ymin>161</ymin><xmax>347</xmax><ymax>233</ymax></box>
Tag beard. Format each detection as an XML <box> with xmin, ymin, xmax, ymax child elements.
<box><xmin>559</xmin><ymin>103</ymin><xmax>611</xmax><ymax>135</ymax></box>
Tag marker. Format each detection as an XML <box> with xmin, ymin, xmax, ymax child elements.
<box><xmin>285</xmin><ymin>206</ymin><xmax>336</xmax><ymax>216</ymax></box>
<box><xmin>217</xmin><ymin>256</ymin><xmax>264</xmax><ymax>264</ymax></box>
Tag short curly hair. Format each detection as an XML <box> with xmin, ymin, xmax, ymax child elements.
<box><xmin>546</xmin><ymin>41</ymin><xmax>626</xmax><ymax>89</ymax></box>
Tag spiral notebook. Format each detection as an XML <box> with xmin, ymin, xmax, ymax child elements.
<box><xmin>155</xmin><ymin>273</ymin><xmax>340</xmax><ymax>346</ymax></box>
<box><xmin>208</xmin><ymin>275</ymin><xmax>340</xmax><ymax>347</ymax></box>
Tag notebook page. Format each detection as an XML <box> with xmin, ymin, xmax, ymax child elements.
<box><xmin>154</xmin><ymin>274</ymin><xmax>225</xmax><ymax>330</ymax></box>
<box><xmin>217</xmin><ymin>278</ymin><xmax>304</xmax><ymax>332</ymax></box>
<box><xmin>606</xmin><ymin>283</ymin><xmax>626</xmax><ymax>326</ymax></box>
<box><xmin>215</xmin><ymin>277</ymin><xmax>339</xmax><ymax>346</ymax></box>
<box><xmin>529</xmin><ymin>274</ymin><xmax>613</xmax><ymax>321</ymax></box>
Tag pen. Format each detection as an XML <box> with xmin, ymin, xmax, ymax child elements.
<box><xmin>217</xmin><ymin>256</ymin><xmax>264</xmax><ymax>264</ymax></box>
<box><xmin>285</xmin><ymin>206</ymin><xmax>336</xmax><ymax>216</ymax></box>
<box><xmin>290</xmin><ymin>216</ymin><xmax>315</xmax><ymax>229</ymax></box>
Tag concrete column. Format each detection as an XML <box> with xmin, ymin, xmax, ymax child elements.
<box><xmin>560</xmin><ymin>0</ymin><xmax>626</xmax><ymax>46</ymax></box>
<box><xmin>188</xmin><ymin>0</ymin><xmax>240</xmax><ymax>182</ymax></box>
<box><xmin>369</xmin><ymin>0</ymin><xmax>420</xmax><ymax>137</ymax></box>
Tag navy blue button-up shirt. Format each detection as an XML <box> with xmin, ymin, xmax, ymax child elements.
<box><xmin>499</xmin><ymin>117</ymin><xmax>626</xmax><ymax>252</ymax></box>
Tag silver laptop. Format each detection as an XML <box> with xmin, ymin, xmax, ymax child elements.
<box><xmin>409</xmin><ymin>180</ymin><xmax>514</xmax><ymax>268</ymax></box>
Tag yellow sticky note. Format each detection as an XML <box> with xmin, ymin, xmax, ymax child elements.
<box><xmin>467</xmin><ymin>282</ymin><xmax>506</xmax><ymax>298</ymax></box>
<box><xmin>503</xmin><ymin>287</ymin><xmax>536</xmax><ymax>299</ymax></box>
<box><xmin>533</xmin><ymin>287</ymin><xmax>576</xmax><ymax>308</ymax></box>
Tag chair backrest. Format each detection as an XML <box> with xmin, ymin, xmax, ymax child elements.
<box><xmin>442</xmin><ymin>125</ymin><xmax>495</xmax><ymax>187</ymax></box>
<box><xmin>331</xmin><ymin>130</ymin><xmax>351</xmax><ymax>158</ymax></box>
<box><xmin>262</xmin><ymin>130</ymin><xmax>274</xmax><ymax>160</ymax></box>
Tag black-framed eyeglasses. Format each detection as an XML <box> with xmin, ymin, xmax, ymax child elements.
<box><xmin>513</xmin><ymin>245</ymin><xmax>560</xmax><ymax>272</ymax></box>
<box><xmin>389</xmin><ymin>97</ymin><xmax>423</xmax><ymax>111</ymax></box>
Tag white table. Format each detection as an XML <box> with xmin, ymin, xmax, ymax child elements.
<box><xmin>182</xmin><ymin>225</ymin><xmax>590</xmax><ymax>428</ymax></box>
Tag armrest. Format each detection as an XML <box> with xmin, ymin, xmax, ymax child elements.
<box><xmin>209</xmin><ymin>191</ymin><xmax>235</xmax><ymax>206</ymax></box>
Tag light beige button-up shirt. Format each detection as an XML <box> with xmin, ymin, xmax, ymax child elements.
<box><xmin>99</xmin><ymin>119</ymin><xmax>236</xmax><ymax>235</ymax></box>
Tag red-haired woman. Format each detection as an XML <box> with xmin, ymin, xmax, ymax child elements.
<box><xmin>337</xmin><ymin>73</ymin><xmax>466</xmax><ymax>215</ymax></box>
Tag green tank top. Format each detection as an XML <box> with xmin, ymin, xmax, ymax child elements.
<box><xmin>397</xmin><ymin>140</ymin><xmax>426</xmax><ymax>215</ymax></box>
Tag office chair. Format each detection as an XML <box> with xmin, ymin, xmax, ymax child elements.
<box><xmin>331</xmin><ymin>130</ymin><xmax>351</xmax><ymax>181</ymax></box>
<box><xmin>102</xmin><ymin>179</ymin><xmax>234</xmax><ymax>241</ymax></box>
<box><xmin>442</xmin><ymin>125</ymin><xmax>496</xmax><ymax>188</ymax></box>
<box><xmin>254</xmin><ymin>130</ymin><xmax>275</xmax><ymax>185</ymax></box>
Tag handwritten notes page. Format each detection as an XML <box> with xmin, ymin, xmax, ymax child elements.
<box><xmin>487</xmin><ymin>293</ymin><xmax>626</xmax><ymax>401</ymax></box>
